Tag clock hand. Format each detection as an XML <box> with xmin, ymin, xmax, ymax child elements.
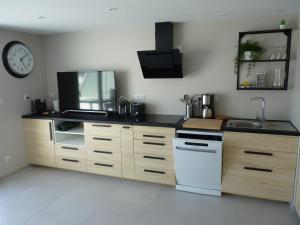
<box><xmin>20</xmin><ymin>53</ymin><xmax>29</xmax><ymax>61</ymax></box>
<box><xmin>21</xmin><ymin>60</ymin><xmax>26</xmax><ymax>67</ymax></box>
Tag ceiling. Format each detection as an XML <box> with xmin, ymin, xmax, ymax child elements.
<box><xmin>0</xmin><ymin>0</ymin><xmax>299</xmax><ymax>34</ymax></box>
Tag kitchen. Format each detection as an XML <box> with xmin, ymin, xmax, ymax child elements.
<box><xmin>0</xmin><ymin>1</ymin><xmax>300</xmax><ymax>225</ymax></box>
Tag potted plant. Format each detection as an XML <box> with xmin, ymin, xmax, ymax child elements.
<box><xmin>280</xmin><ymin>19</ymin><xmax>286</xmax><ymax>29</ymax></box>
<box><xmin>239</xmin><ymin>40</ymin><xmax>265</xmax><ymax>60</ymax></box>
<box><xmin>234</xmin><ymin>40</ymin><xmax>265</xmax><ymax>74</ymax></box>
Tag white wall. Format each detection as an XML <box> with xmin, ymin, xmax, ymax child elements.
<box><xmin>44</xmin><ymin>14</ymin><xmax>298</xmax><ymax>120</ymax></box>
<box><xmin>0</xmin><ymin>29</ymin><xmax>47</xmax><ymax>178</ymax></box>
<box><xmin>289</xmin><ymin>14</ymin><xmax>300</xmax><ymax>129</ymax></box>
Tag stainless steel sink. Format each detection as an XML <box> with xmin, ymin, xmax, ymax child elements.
<box><xmin>226</xmin><ymin>119</ymin><xmax>297</xmax><ymax>132</ymax></box>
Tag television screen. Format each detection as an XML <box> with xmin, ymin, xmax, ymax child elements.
<box><xmin>57</xmin><ymin>71</ymin><xmax>116</xmax><ymax>113</ymax></box>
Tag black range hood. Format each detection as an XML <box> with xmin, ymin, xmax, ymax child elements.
<box><xmin>137</xmin><ymin>22</ymin><xmax>183</xmax><ymax>79</ymax></box>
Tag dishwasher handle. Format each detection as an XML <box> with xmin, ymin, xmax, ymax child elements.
<box><xmin>175</xmin><ymin>146</ymin><xmax>216</xmax><ymax>153</ymax></box>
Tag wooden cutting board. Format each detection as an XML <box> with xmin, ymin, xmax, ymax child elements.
<box><xmin>183</xmin><ymin>118</ymin><xmax>224</xmax><ymax>130</ymax></box>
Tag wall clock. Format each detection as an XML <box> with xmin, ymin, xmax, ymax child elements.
<box><xmin>2</xmin><ymin>41</ymin><xmax>34</xmax><ymax>78</ymax></box>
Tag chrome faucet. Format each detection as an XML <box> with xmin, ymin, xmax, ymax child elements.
<box><xmin>250</xmin><ymin>97</ymin><xmax>266</xmax><ymax>122</ymax></box>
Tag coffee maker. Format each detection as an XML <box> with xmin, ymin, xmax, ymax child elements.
<box><xmin>201</xmin><ymin>94</ymin><xmax>215</xmax><ymax>119</ymax></box>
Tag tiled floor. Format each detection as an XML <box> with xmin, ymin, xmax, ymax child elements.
<box><xmin>0</xmin><ymin>166</ymin><xmax>298</xmax><ymax>225</ymax></box>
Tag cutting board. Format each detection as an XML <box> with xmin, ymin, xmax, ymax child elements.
<box><xmin>183</xmin><ymin>118</ymin><xmax>223</xmax><ymax>130</ymax></box>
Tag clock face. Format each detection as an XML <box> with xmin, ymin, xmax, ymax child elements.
<box><xmin>2</xmin><ymin>41</ymin><xmax>34</xmax><ymax>78</ymax></box>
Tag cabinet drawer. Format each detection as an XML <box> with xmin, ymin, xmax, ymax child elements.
<box><xmin>55</xmin><ymin>144</ymin><xmax>86</xmax><ymax>159</ymax></box>
<box><xmin>86</xmin><ymin>148</ymin><xmax>121</xmax><ymax>161</ymax></box>
<box><xmin>121</xmin><ymin>125</ymin><xmax>133</xmax><ymax>136</ymax></box>
<box><xmin>134</xmin><ymin>153</ymin><xmax>174</xmax><ymax>170</ymax></box>
<box><xmin>224</xmin><ymin>132</ymin><xmax>299</xmax><ymax>153</ymax></box>
<box><xmin>134</xmin><ymin>139</ymin><xmax>173</xmax><ymax>155</ymax></box>
<box><xmin>133</xmin><ymin>126</ymin><xmax>175</xmax><ymax>142</ymax></box>
<box><xmin>135</xmin><ymin>166</ymin><xmax>175</xmax><ymax>186</ymax></box>
<box><xmin>28</xmin><ymin>151</ymin><xmax>56</xmax><ymax>167</ymax></box>
<box><xmin>56</xmin><ymin>156</ymin><xmax>87</xmax><ymax>172</ymax></box>
<box><xmin>84</xmin><ymin>123</ymin><xmax>121</xmax><ymax>137</ymax></box>
<box><xmin>87</xmin><ymin>160</ymin><xmax>122</xmax><ymax>177</ymax></box>
<box><xmin>223</xmin><ymin>147</ymin><xmax>297</xmax><ymax>170</ymax></box>
<box><xmin>86</xmin><ymin>136</ymin><xmax>120</xmax><ymax>151</ymax></box>
<box><xmin>121</xmin><ymin>133</ymin><xmax>133</xmax><ymax>153</ymax></box>
<box><xmin>222</xmin><ymin>163</ymin><xmax>295</xmax><ymax>202</ymax></box>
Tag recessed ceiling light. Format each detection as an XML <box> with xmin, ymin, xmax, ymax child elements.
<box><xmin>38</xmin><ymin>16</ymin><xmax>46</xmax><ymax>19</ymax></box>
<box><xmin>108</xmin><ymin>7</ymin><xmax>118</xmax><ymax>11</ymax></box>
<box><xmin>219</xmin><ymin>12</ymin><xmax>229</xmax><ymax>17</ymax></box>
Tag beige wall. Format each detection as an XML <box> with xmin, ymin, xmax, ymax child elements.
<box><xmin>44</xmin><ymin>14</ymin><xmax>298</xmax><ymax>120</ymax></box>
<box><xmin>289</xmin><ymin>14</ymin><xmax>300</xmax><ymax>129</ymax></box>
<box><xmin>0</xmin><ymin>29</ymin><xmax>47</xmax><ymax>178</ymax></box>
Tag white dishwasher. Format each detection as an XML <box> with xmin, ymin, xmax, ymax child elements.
<box><xmin>173</xmin><ymin>130</ymin><xmax>223</xmax><ymax>196</ymax></box>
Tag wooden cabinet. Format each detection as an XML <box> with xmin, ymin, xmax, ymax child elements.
<box><xmin>133</xmin><ymin>125</ymin><xmax>175</xmax><ymax>185</ymax></box>
<box><xmin>23</xmin><ymin>119</ymin><xmax>176</xmax><ymax>185</ymax></box>
<box><xmin>222</xmin><ymin>132</ymin><xmax>298</xmax><ymax>202</ymax></box>
<box><xmin>23</xmin><ymin>119</ymin><xmax>56</xmax><ymax>167</ymax></box>
<box><xmin>85</xmin><ymin>122</ymin><xmax>122</xmax><ymax>178</ymax></box>
<box><xmin>121</xmin><ymin>125</ymin><xmax>135</xmax><ymax>179</ymax></box>
<box><xmin>295</xmin><ymin>163</ymin><xmax>300</xmax><ymax>216</ymax></box>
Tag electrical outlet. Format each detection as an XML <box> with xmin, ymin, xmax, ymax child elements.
<box><xmin>4</xmin><ymin>155</ymin><xmax>12</xmax><ymax>162</ymax></box>
<box><xmin>24</xmin><ymin>95</ymin><xmax>31</xmax><ymax>101</ymax></box>
<box><xmin>134</xmin><ymin>94</ymin><xmax>145</xmax><ymax>102</ymax></box>
<box><xmin>0</xmin><ymin>98</ymin><xmax>3</xmax><ymax>104</ymax></box>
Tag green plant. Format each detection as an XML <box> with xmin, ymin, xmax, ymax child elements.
<box><xmin>280</xmin><ymin>19</ymin><xmax>286</xmax><ymax>25</ymax></box>
<box><xmin>234</xmin><ymin>40</ymin><xmax>265</xmax><ymax>74</ymax></box>
<box><xmin>238</xmin><ymin>40</ymin><xmax>265</xmax><ymax>60</ymax></box>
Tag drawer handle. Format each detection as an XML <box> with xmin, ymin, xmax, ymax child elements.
<box><xmin>185</xmin><ymin>142</ymin><xmax>208</xmax><ymax>147</ymax></box>
<box><xmin>49</xmin><ymin>122</ymin><xmax>53</xmax><ymax>141</ymax></box>
<box><xmin>143</xmin><ymin>156</ymin><xmax>166</xmax><ymax>160</ymax></box>
<box><xmin>243</xmin><ymin>166</ymin><xmax>272</xmax><ymax>173</ymax></box>
<box><xmin>244</xmin><ymin>150</ymin><xmax>273</xmax><ymax>156</ymax></box>
<box><xmin>122</xmin><ymin>126</ymin><xmax>131</xmax><ymax>129</ymax></box>
<box><xmin>94</xmin><ymin>150</ymin><xmax>113</xmax><ymax>154</ymax></box>
<box><xmin>62</xmin><ymin>158</ymin><xmax>79</xmax><ymax>163</ymax></box>
<box><xmin>94</xmin><ymin>163</ymin><xmax>113</xmax><ymax>167</ymax></box>
<box><xmin>143</xmin><ymin>142</ymin><xmax>165</xmax><ymax>146</ymax></box>
<box><xmin>92</xmin><ymin>124</ymin><xmax>112</xmax><ymax>128</ymax></box>
<box><xmin>143</xmin><ymin>134</ymin><xmax>165</xmax><ymax>139</ymax></box>
<box><xmin>93</xmin><ymin>137</ymin><xmax>112</xmax><ymax>141</ymax></box>
<box><xmin>61</xmin><ymin>146</ymin><xmax>79</xmax><ymax>151</ymax></box>
<box><xmin>144</xmin><ymin>169</ymin><xmax>165</xmax><ymax>174</ymax></box>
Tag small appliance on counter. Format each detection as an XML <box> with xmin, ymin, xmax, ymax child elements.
<box><xmin>180</xmin><ymin>94</ymin><xmax>216</xmax><ymax>119</ymax></box>
<box><xmin>35</xmin><ymin>98</ymin><xmax>47</xmax><ymax>114</ymax></box>
<box><xmin>130</xmin><ymin>102</ymin><xmax>145</xmax><ymax>121</ymax></box>
<box><xmin>118</xmin><ymin>96</ymin><xmax>130</xmax><ymax>117</ymax></box>
<box><xmin>201</xmin><ymin>94</ymin><xmax>215</xmax><ymax>119</ymax></box>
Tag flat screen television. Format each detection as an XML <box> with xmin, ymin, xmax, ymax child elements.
<box><xmin>57</xmin><ymin>71</ymin><xmax>116</xmax><ymax>113</ymax></box>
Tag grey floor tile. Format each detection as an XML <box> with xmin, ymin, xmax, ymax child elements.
<box><xmin>80</xmin><ymin>199</ymin><xmax>148</xmax><ymax>225</ymax></box>
<box><xmin>0</xmin><ymin>166</ymin><xmax>298</xmax><ymax>225</ymax></box>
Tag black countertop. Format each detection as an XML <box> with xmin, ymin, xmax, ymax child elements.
<box><xmin>22</xmin><ymin>112</ymin><xmax>184</xmax><ymax>128</ymax></box>
<box><xmin>22</xmin><ymin>113</ymin><xmax>300</xmax><ymax>136</ymax></box>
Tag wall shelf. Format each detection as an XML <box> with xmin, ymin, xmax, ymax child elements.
<box><xmin>236</xmin><ymin>29</ymin><xmax>292</xmax><ymax>91</ymax></box>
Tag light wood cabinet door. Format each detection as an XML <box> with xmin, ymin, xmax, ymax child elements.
<box><xmin>222</xmin><ymin>131</ymin><xmax>299</xmax><ymax>202</ymax></box>
<box><xmin>222</xmin><ymin>163</ymin><xmax>295</xmax><ymax>202</ymax></box>
<box><xmin>224</xmin><ymin>132</ymin><xmax>299</xmax><ymax>153</ymax></box>
<box><xmin>121</xmin><ymin>125</ymin><xmax>134</xmax><ymax>179</ymax></box>
<box><xmin>23</xmin><ymin>119</ymin><xmax>56</xmax><ymax>167</ymax></box>
<box><xmin>84</xmin><ymin>123</ymin><xmax>121</xmax><ymax>137</ymax></box>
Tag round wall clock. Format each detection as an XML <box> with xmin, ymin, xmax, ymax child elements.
<box><xmin>2</xmin><ymin>41</ymin><xmax>34</xmax><ymax>78</ymax></box>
